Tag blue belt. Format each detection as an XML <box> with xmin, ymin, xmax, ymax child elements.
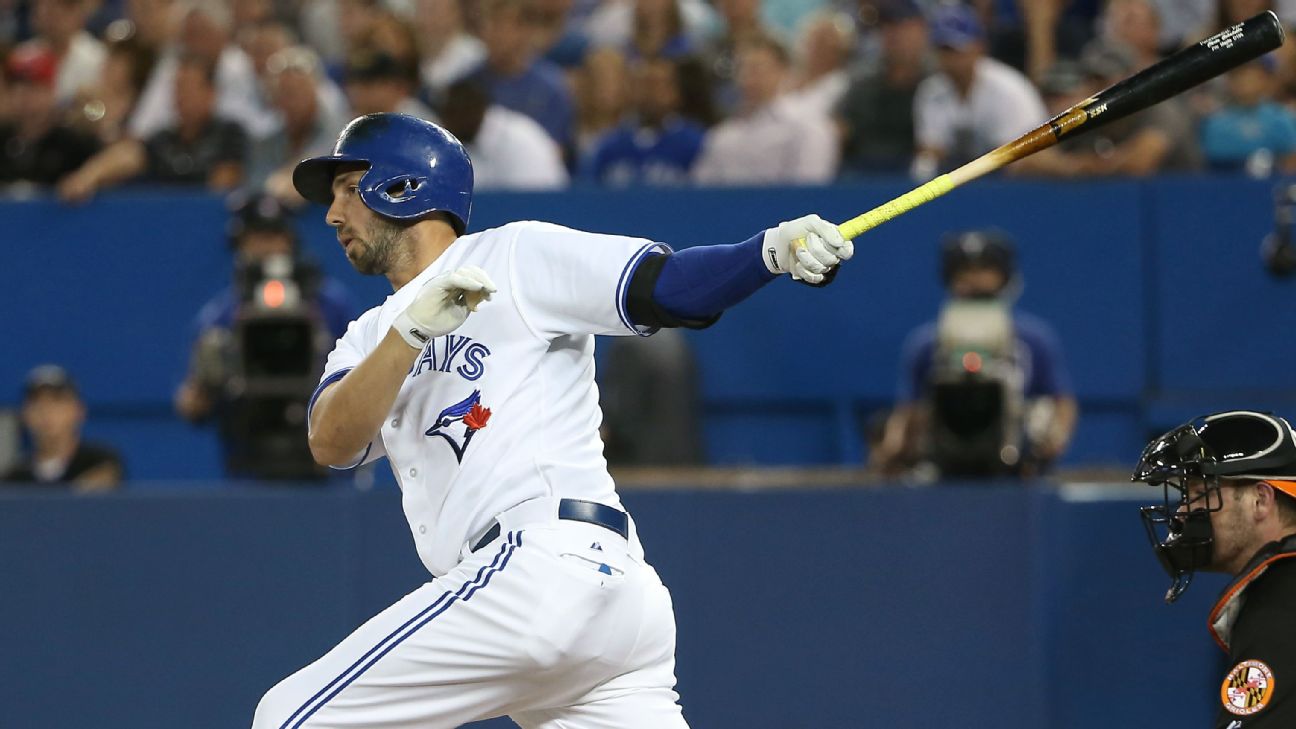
<box><xmin>471</xmin><ymin>499</ymin><xmax>629</xmax><ymax>553</ymax></box>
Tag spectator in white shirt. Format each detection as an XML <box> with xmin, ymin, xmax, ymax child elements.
<box><xmin>22</xmin><ymin>0</ymin><xmax>106</xmax><ymax>105</ymax></box>
<box><xmin>693</xmin><ymin>34</ymin><xmax>838</xmax><ymax>185</ymax></box>
<box><xmin>128</xmin><ymin>1</ymin><xmax>268</xmax><ymax>139</ymax></box>
<box><xmin>248</xmin><ymin>47</ymin><xmax>351</xmax><ymax>201</ymax></box>
<box><xmin>344</xmin><ymin>50</ymin><xmax>437</xmax><ymax>120</ymax></box>
<box><xmin>911</xmin><ymin>4</ymin><xmax>1045</xmax><ymax>179</ymax></box>
<box><xmin>785</xmin><ymin>9</ymin><xmax>854</xmax><ymax>117</ymax></box>
<box><xmin>439</xmin><ymin>79</ymin><xmax>568</xmax><ymax>190</ymax></box>
<box><xmin>414</xmin><ymin>0</ymin><xmax>486</xmax><ymax>102</ymax></box>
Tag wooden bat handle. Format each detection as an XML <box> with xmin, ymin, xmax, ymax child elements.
<box><xmin>834</xmin><ymin>144</ymin><xmax>1023</xmax><ymax>240</ymax></box>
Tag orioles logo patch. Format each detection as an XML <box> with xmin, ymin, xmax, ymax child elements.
<box><xmin>1221</xmin><ymin>659</ymin><xmax>1275</xmax><ymax>716</ymax></box>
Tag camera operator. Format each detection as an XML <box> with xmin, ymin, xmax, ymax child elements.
<box><xmin>175</xmin><ymin>192</ymin><xmax>354</xmax><ymax>479</ymax></box>
<box><xmin>872</xmin><ymin>230</ymin><xmax>1077</xmax><ymax>479</ymax></box>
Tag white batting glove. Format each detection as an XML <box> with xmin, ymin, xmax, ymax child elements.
<box><xmin>761</xmin><ymin>214</ymin><xmax>855</xmax><ymax>284</ymax></box>
<box><xmin>392</xmin><ymin>266</ymin><xmax>497</xmax><ymax>349</ymax></box>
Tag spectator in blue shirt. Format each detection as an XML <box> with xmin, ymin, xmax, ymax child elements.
<box><xmin>468</xmin><ymin>0</ymin><xmax>575</xmax><ymax>149</ymax></box>
<box><xmin>580</xmin><ymin>57</ymin><xmax>705</xmax><ymax>186</ymax></box>
<box><xmin>1202</xmin><ymin>55</ymin><xmax>1296</xmax><ymax>175</ymax></box>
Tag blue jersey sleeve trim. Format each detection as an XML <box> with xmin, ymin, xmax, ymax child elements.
<box><xmin>308</xmin><ymin>368</ymin><xmax>353</xmax><ymax>421</ymax></box>
<box><xmin>329</xmin><ymin>442</ymin><xmax>372</xmax><ymax>472</ymax></box>
<box><xmin>616</xmin><ymin>242</ymin><xmax>672</xmax><ymax>336</ymax></box>
<box><xmin>306</xmin><ymin>367</ymin><xmax>373</xmax><ymax>471</ymax></box>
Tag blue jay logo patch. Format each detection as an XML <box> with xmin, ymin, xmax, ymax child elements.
<box><xmin>426</xmin><ymin>390</ymin><xmax>492</xmax><ymax>462</ymax></box>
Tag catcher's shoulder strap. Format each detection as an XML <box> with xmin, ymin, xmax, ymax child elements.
<box><xmin>1209</xmin><ymin>533</ymin><xmax>1296</xmax><ymax>651</ymax></box>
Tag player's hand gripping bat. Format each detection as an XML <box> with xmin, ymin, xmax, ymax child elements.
<box><xmin>815</xmin><ymin>10</ymin><xmax>1286</xmax><ymax>245</ymax></box>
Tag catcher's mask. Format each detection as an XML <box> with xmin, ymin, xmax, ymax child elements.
<box><xmin>1132</xmin><ymin>410</ymin><xmax>1296</xmax><ymax>603</ymax></box>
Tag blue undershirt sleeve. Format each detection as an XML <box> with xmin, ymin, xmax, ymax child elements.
<box><xmin>650</xmin><ymin>233</ymin><xmax>777</xmax><ymax>320</ymax></box>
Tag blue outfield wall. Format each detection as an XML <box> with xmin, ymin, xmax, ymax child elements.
<box><xmin>2</xmin><ymin>177</ymin><xmax>1295</xmax><ymax>478</ymax></box>
<box><xmin>0</xmin><ymin>485</ymin><xmax>1228</xmax><ymax>729</ymax></box>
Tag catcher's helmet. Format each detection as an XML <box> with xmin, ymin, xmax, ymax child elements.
<box><xmin>292</xmin><ymin>113</ymin><xmax>473</xmax><ymax>234</ymax></box>
<box><xmin>940</xmin><ymin>229</ymin><xmax>1016</xmax><ymax>288</ymax></box>
<box><xmin>1132</xmin><ymin>410</ymin><xmax>1296</xmax><ymax>603</ymax></box>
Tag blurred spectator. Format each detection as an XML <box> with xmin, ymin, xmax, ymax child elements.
<box><xmin>344</xmin><ymin>50</ymin><xmax>436</xmax><ymax>119</ymax></box>
<box><xmin>674</xmin><ymin>54</ymin><xmax>720</xmax><ymax>127</ymax></box>
<box><xmin>237</xmin><ymin>20</ymin><xmax>306</xmax><ymax>136</ymax></box>
<box><xmin>439</xmin><ymin>79</ymin><xmax>568</xmax><ymax>189</ymax></box>
<box><xmin>20</xmin><ymin>0</ymin><xmax>106</xmax><ymax>104</ymax></box>
<box><xmin>231</xmin><ymin>0</ymin><xmax>273</xmax><ymax>30</ymax></box>
<box><xmin>629</xmin><ymin>0</ymin><xmax>696</xmax><ymax>60</ymax></box>
<box><xmin>1212</xmin><ymin>0</ymin><xmax>1296</xmax><ymax>97</ymax></box>
<box><xmin>239</xmin><ymin>19</ymin><xmax>295</xmax><ymax>81</ymax></box>
<box><xmin>129</xmin><ymin>1</ymin><xmax>267</xmax><ymax>139</ymax></box>
<box><xmin>836</xmin><ymin>0</ymin><xmax>928</xmax><ymax>175</ymax></box>
<box><xmin>176</xmin><ymin>193</ymin><xmax>352</xmax><ymax>479</ymax></box>
<box><xmin>0</xmin><ymin>45</ymin><xmax>101</xmax><ymax>186</ymax></box>
<box><xmin>912</xmin><ymin>4</ymin><xmax>1045</xmax><ymax>179</ymax></box>
<box><xmin>64</xmin><ymin>35</ymin><xmax>156</xmax><ymax>146</ymax></box>
<box><xmin>871</xmin><ymin>231</ymin><xmax>1075</xmax><ymax>479</ymax></box>
<box><xmin>580</xmin><ymin>57</ymin><xmax>706</xmax><ymax>185</ymax></box>
<box><xmin>585</xmin><ymin>0</ymin><xmax>715</xmax><ymax>54</ymax></box>
<box><xmin>1202</xmin><ymin>57</ymin><xmax>1296</xmax><ymax>175</ymax></box>
<box><xmin>530</xmin><ymin>0</ymin><xmax>590</xmax><ymax>67</ymax></box>
<box><xmin>59</xmin><ymin>54</ymin><xmax>247</xmax><ymax>201</ymax></box>
<box><xmin>0</xmin><ymin>55</ymin><xmax>10</xmax><ymax>123</ymax></box>
<box><xmin>573</xmin><ymin>46</ymin><xmax>630</xmax><ymax>157</ymax></box>
<box><xmin>124</xmin><ymin>0</ymin><xmax>178</xmax><ymax>53</ymax></box>
<box><xmin>599</xmin><ymin>328</ymin><xmax>704</xmax><ymax>466</ymax></box>
<box><xmin>317</xmin><ymin>0</ymin><xmax>381</xmax><ymax>82</ymax></box>
<box><xmin>368</xmin><ymin>8</ymin><xmax>422</xmax><ymax>72</ymax></box>
<box><xmin>469</xmin><ymin>0</ymin><xmax>575</xmax><ymax>147</ymax></box>
<box><xmin>977</xmin><ymin>0</ymin><xmax>1100</xmax><ymax>83</ymax></box>
<box><xmin>1098</xmin><ymin>0</ymin><xmax>1162</xmax><ymax>72</ymax></box>
<box><xmin>785</xmin><ymin>10</ymin><xmax>854</xmax><ymax>116</ymax></box>
<box><xmin>1</xmin><ymin>365</ymin><xmax>123</xmax><ymax>491</ymax></box>
<box><xmin>1151</xmin><ymin>0</ymin><xmax>1214</xmax><ymax>51</ymax></box>
<box><xmin>413</xmin><ymin>0</ymin><xmax>486</xmax><ymax>101</ymax></box>
<box><xmin>298</xmin><ymin>0</ymin><xmax>350</xmax><ymax>68</ymax></box>
<box><xmin>0</xmin><ymin>3</ymin><xmax>16</xmax><ymax>48</ymax></box>
<box><xmin>694</xmin><ymin>35</ymin><xmax>837</xmax><ymax>184</ymax></box>
<box><xmin>248</xmin><ymin>46</ymin><xmax>350</xmax><ymax>199</ymax></box>
<box><xmin>701</xmin><ymin>0</ymin><xmax>774</xmax><ymax>115</ymax></box>
<box><xmin>764</xmin><ymin>0</ymin><xmax>829</xmax><ymax>37</ymax></box>
<box><xmin>1012</xmin><ymin>45</ymin><xmax>1201</xmax><ymax>177</ymax></box>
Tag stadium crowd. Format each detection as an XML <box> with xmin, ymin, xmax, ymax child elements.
<box><xmin>4</xmin><ymin>0</ymin><xmax>1296</xmax><ymax>199</ymax></box>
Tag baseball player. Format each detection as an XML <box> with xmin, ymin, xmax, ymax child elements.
<box><xmin>250</xmin><ymin>112</ymin><xmax>852</xmax><ymax>729</ymax></box>
<box><xmin>1133</xmin><ymin>410</ymin><xmax>1296</xmax><ymax>728</ymax></box>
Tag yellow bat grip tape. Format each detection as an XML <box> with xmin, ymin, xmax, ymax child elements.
<box><xmin>837</xmin><ymin>174</ymin><xmax>955</xmax><ymax>240</ymax></box>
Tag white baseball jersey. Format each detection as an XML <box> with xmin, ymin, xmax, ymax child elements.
<box><xmin>310</xmin><ymin>221</ymin><xmax>666</xmax><ymax>577</ymax></box>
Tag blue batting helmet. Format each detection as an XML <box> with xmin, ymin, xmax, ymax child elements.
<box><xmin>292</xmin><ymin>113</ymin><xmax>473</xmax><ymax>233</ymax></box>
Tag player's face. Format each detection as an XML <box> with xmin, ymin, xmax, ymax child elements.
<box><xmin>327</xmin><ymin>167</ymin><xmax>412</xmax><ymax>276</ymax></box>
<box><xmin>1181</xmin><ymin>479</ymin><xmax>1253</xmax><ymax>572</ymax></box>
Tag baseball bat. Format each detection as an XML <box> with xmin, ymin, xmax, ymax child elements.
<box><xmin>829</xmin><ymin>10</ymin><xmax>1286</xmax><ymax>242</ymax></box>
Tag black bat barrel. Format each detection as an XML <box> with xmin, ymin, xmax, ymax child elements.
<box><xmin>1050</xmin><ymin>11</ymin><xmax>1286</xmax><ymax>141</ymax></box>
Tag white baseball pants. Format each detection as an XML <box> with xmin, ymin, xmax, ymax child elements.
<box><xmin>251</xmin><ymin>505</ymin><xmax>689</xmax><ymax>729</ymax></box>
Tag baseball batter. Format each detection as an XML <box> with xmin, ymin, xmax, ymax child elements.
<box><xmin>250</xmin><ymin>113</ymin><xmax>852</xmax><ymax>729</ymax></box>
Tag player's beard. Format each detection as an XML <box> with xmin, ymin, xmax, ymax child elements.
<box><xmin>349</xmin><ymin>217</ymin><xmax>412</xmax><ymax>276</ymax></box>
